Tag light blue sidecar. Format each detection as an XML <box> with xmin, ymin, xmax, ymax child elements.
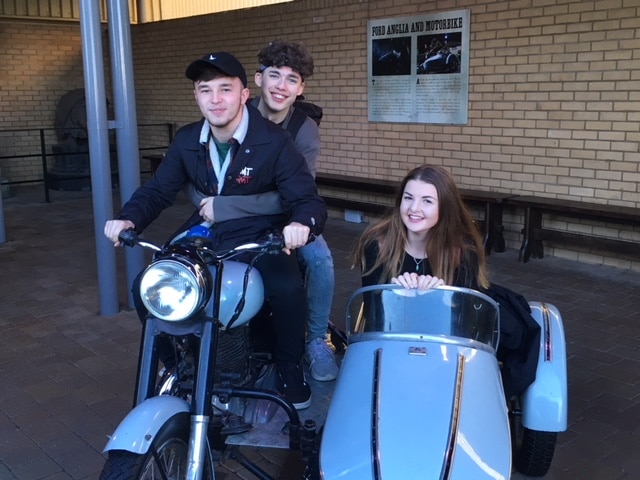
<box><xmin>320</xmin><ymin>285</ymin><xmax>567</xmax><ymax>479</ymax></box>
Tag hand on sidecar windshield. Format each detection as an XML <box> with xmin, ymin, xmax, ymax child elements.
<box><xmin>282</xmin><ymin>222</ymin><xmax>311</xmax><ymax>255</ymax></box>
<box><xmin>104</xmin><ymin>219</ymin><xmax>135</xmax><ymax>247</ymax></box>
<box><xmin>391</xmin><ymin>272</ymin><xmax>445</xmax><ymax>291</ymax></box>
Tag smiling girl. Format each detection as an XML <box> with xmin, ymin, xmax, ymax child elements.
<box><xmin>352</xmin><ymin>165</ymin><xmax>542</xmax><ymax>398</ymax></box>
<box><xmin>352</xmin><ymin>164</ymin><xmax>489</xmax><ymax>292</ymax></box>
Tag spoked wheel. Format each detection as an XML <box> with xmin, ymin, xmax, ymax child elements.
<box><xmin>511</xmin><ymin>398</ymin><xmax>557</xmax><ymax>477</ymax></box>
<box><xmin>99</xmin><ymin>413</ymin><xmax>215</xmax><ymax>480</ymax></box>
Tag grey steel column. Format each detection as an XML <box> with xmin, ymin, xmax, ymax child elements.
<box><xmin>79</xmin><ymin>0</ymin><xmax>119</xmax><ymax>316</ymax></box>
<box><xmin>0</xmin><ymin>185</ymin><xmax>5</xmax><ymax>243</ymax></box>
<box><xmin>107</xmin><ymin>0</ymin><xmax>145</xmax><ymax>308</ymax></box>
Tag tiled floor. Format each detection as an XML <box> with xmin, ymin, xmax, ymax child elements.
<box><xmin>1</xmin><ymin>186</ymin><xmax>639</xmax><ymax>479</ymax></box>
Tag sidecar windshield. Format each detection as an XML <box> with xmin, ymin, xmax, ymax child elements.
<box><xmin>346</xmin><ymin>285</ymin><xmax>500</xmax><ymax>349</ymax></box>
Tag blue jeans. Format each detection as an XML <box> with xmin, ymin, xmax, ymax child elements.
<box><xmin>298</xmin><ymin>234</ymin><xmax>335</xmax><ymax>341</ymax></box>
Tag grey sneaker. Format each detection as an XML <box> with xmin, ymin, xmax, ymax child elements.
<box><xmin>305</xmin><ymin>337</ymin><xmax>339</xmax><ymax>381</ymax></box>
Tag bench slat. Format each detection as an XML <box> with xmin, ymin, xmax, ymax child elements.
<box><xmin>316</xmin><ymin>172</ymin><xmax>396</xmax><ymax>195</ymax></box>
<box><xmin>538</xmin><ymin>229</ymin><xmax>639</xmax><ymax>257</ymax></box>
<box><xmin>511</xmin><ymin>195</ymin><xmax>640</xmax><ymax>224</ymax></box>
<box><xmin>515</xmin><ymin>196</ymin><xmax>640</xmax><ymax>262</ymax></box>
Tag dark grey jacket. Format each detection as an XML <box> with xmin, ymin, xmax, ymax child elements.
<box><xmin>117</xmin><ymin>104</ymin><xmax>326</xmax><ymax>248</ymax></box>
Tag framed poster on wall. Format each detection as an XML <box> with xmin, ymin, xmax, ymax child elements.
<box><xmin>368</xmin><ymin>9</ymin><xmax>470</xmax><ymax>124</ymax></box>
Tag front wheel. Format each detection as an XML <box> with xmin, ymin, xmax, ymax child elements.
<box><xmin>100</xmin><ymin>413</ymin><xmax>215</xmax><ymax>480</ymax></box>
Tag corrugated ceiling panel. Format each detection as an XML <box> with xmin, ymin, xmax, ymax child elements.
<box><xmin>0</xmin><ymin>0</ymin><xmax>293</xmax><ymax>23</ymax></box>
<box><xmin>0</xmin><ymin>0</ymin><xmax>119</xmax><ymax>21</ymax></box>
<box><xmin>154</xmin><ymin>0</ymin><xmax>293</xmax><ymax>21</ymax></box>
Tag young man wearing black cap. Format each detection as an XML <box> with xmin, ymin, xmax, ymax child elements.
<box><xmin>186</xmin><ymin>41</ymin><xmax>339</xmax><ymax>382</ymax></box>
<box><xmin>104</xmin><ymin>51</ymin><xmax>326</xmax><ymax>410</ymax></box>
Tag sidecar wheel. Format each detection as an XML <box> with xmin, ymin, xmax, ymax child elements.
<box><xmin>514</xmin><ymin>427</ymin><xmax>557</xmax><ymax>477</ymax></box>
<box><xmin>99</xmin><ymin>413</ymin><xmax>215</xmax><ymax>480</ymax></box>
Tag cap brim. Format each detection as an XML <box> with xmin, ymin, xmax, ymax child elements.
<box><xmin>185</xmin><ymin>60</ymin><xmax>211</xmax><ymax>81</ymax></box>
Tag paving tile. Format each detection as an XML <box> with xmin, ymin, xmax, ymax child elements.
<box><xmin>7</xmin><ymin>459</ymin><xmax>64</xmax><ymax>480</ymax></box>
<box><xmin>0</xmin><ymin>463</ymin><xmax>18</xmax><ymax>480</ymax></box>
<box><xmin>39</xmin><ymin>473</ymin><xmax>74</xmax><ymax>480</ymax></box>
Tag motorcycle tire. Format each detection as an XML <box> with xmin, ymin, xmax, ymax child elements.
<box><xmin>513</xmin><ymin>426</ymin><xmax>557</xmax><ymax>477</ymax></box>
<box><xmin>99</xmin><ymin>412</ymin><xmax>215</xmax><ymax>480</ymax></box>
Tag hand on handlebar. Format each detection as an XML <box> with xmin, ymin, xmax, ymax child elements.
<box><xmin>104</xmin><ymin>219</ymin><xmax>136</xmax><ymax>247</ymax></box>
<box><xmin>282</xmin><ymin>222</ymin><xmax>311</xmax><ymax>255</ymax></box>
<box><xmin>391</xmin><ymin>272</ymin><xmax>445</xmax><ymax>291</ymax></box>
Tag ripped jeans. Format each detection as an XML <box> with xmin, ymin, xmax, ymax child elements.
<box><xmin>297</xmin><ymin>234</ymin><xmax>335</xmax><ymax>342</ymax></box>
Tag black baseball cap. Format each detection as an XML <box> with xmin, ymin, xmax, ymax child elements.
<box><xmin>185</xmin><ymin>52</ymin><xmax>248</xmax><ymax>87</ymax></box>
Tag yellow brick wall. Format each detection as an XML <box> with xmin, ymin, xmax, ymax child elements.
<box><xmin>1</xmin><ymin>0</ymin><xmax>639</xmax><ymax>269</ymax></box>
<box><xmin>128</xmin><ymin>0</ymin><xmax>640</xmax><ymax>269</ymax></box>
<box><xmin>0</xmin><ymin>20</ymin><xmax>86</xmax><ymax>181</ymax></box>
<box><xmin>129</xmin><ymin>0</ymin><xmax>640</xmax><ymax>205</ymax></box>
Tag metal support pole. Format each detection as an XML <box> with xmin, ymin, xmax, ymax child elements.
<box><xmin>107</xmin><ymin>0</ymin><xmax>145</xmax><ymax>308</ymax></box>
<box><xmin>79</xmin><ymin>0</ymin><xmax>119</xmax><ymax>316</ymax></box>
<box><xmin>0</xmin><ymin>181</ymin><xmax>5</xmax><ymax>244</ymax></box>
<box><xmin>40</xmin><ymin>129</ymin><xmax>51</xmax><ymax>203</ymax></box>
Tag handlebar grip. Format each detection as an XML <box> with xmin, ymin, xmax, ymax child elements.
<box><xmin>265</xmin><ymin>232</ymin><xmax>285</xmax><ymax>253</ymax></box>
<box><xmin>118</xmin><ymin>229</ymin><xmax>139</xmax><ymax>247</ymax></box>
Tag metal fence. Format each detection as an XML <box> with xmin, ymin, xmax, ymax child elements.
<box><xmin>0</xmin><ymin>123</ymin><xmax>173</xmax><ymax>203</ymax></box>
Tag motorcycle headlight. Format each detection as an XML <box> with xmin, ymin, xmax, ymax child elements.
<box><xmin>139</xmin><ymin>257</ymin><xmax>210</xmax><ymax>321</ymax></box>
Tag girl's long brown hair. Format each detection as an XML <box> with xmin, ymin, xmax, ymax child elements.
<box><xmin>352</xmin><ymin>165</ymin><xmax>489</xmax><ymax>289</ymax></box>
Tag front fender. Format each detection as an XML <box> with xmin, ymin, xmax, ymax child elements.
<box><xmin>522</xmin><ymin>302</ymin><xmax>568</xmax><ymax>432</ymax></box>
<box><xmin>103</xmin><ymin>395</ymin><xmax>190</xmax><ymax>454</ymax></box>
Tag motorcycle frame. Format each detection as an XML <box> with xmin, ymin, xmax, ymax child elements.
<box><xmin>104</xmin><ymin>246</ymin><xmax>308</xmax><ymax>480</ymax></box>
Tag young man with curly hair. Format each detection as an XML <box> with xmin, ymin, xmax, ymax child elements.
<box><xmin>206</xmin><ymin>40</ymin><xmax>339</xmax><ymax>382</ymax></box>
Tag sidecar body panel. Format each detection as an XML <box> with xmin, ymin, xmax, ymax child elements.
<box><xmin>522</xmin><ymin>301</ymin><xmax>568</xmax><ymax>432</ymax></box>
<box><xmin>320</xmin><ymin>335</ymin><xmax>512</xmax><ymax>480</ymax></box>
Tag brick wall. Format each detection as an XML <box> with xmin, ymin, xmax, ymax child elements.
<box><xmin>0</xmin><ymin>20</ymin><xmax>86</xmax><ymax>182</ymax></box>
<box><xmin>129</xmin><ymin>0</ymin><xmax>640</xmax><ymax>269</ymax></box>
<box><xmin>129</xmin><ymin>0</ymin><xmax>640</xmax><ymax>205</ymax></box>
<box><xmin>1</xmin><ymin>0</ymin><xmax>640</xmax><ymax>269</ymax></box>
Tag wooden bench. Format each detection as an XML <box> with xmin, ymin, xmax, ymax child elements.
<box><xmin>143</xmin><ymin>154</ymin><xmax>163</xmax><ymax>175</ymax></box>
<box><xmin>509</xmin><ymin>195</ymin><xmax>640</xmax><ymax>262</ymax></box>
<box><xmin>315</xmin><ymin>172</ymin><xmax>514</xmax><ymax>255</ymax></box>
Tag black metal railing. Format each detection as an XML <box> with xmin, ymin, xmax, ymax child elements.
<box><xmin>0</xmin><ymin>123</ymin><xmax>174</xmax><ymax>202</ymax></box>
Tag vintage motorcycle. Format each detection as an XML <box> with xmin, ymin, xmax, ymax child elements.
<box><xmin>417</xmin><ymin>48</ymin><xmax>461</xmax><ymax>74</ymax></box>
<box><xmin>320</xmin><ymin>284</ymin><xmax>567</xmax><ymax>479</ymax></box>
<box><xmin>99</xmin><ymin>226</ymin><xmax>316</xmax><ymax>480</ymax></box>
<box><xmin>100</xmin><ymin>226</ymin><xmax>567</xmax><ymax>479</ymax></box>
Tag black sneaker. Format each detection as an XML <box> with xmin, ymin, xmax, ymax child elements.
<box><xmin>277</xmin><ymin>362</ymin><xmax>312</xmax><ymax>410</ymax></box>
